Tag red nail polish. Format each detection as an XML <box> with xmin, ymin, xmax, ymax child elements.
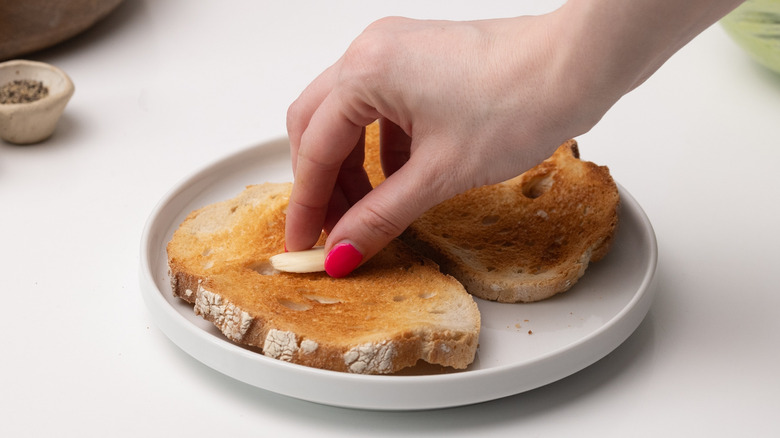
<box><xmin>324</xmin><ymin>243</ymin><xmax>362</xmax><ymax>278</ymax></box>
<box><xmin>283</xmin><ymin>243</ymin><xmax>288</xmax><ymax>253</ymax></box>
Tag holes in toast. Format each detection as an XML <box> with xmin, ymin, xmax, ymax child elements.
<box><xmin>393</xmin><ymin>295</ymin><xmax>406</xmax><ymax>302</ymax></box>
<box><xmin>277</xmin><ymin>298</ymin><xmax>312</xmax><ymax>311</ymax></box>
<box><xmin>201</xmin><ymin>248</ymin><xmax>215</xmax><ymax>270</ymax></box>
<box><xmin>418</xmin><ymin>292</ymin><xmax>437</xmax><ymax>299</ymax></box>
<box><xmin>251</xmin><ymin>261</ymin><xmax>277</xmax><ymax>276</ymax></box>
<box><xmin>303</xmin><ymin>294</ymin><xmax>343</xmax><ymax>304</ymax></box>
<box><xmin>522</xmin><ymin>173</ymin><xmax>554</xmax><ymax>199</ymax></box>
<box><xmin>481</xmin><ymin>215</ymin><xmax>500</xmax><ymax>226</ymax></box>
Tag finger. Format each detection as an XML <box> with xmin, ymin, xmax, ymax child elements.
<box><xmin>287</xmin><ymin>61</ymin><xmax>342</xmax><ymax>174</ymax></box>
<box><xmin>337</xmin><ymin>127</ymin><xmax>374</xmax><ymax>207</ymax></box>
<box><xmin>284</xmin><ymin>91</ymin><xmax>375</xmax><ymax>251</ymax></box>
<box><xmin>378</xmin><ymin>118</ymin><xmax>412</xmax><ymax>178</ymax></box>
<box><xmin>322</xmin><ymin>129</ymin><xmax>373</xmax><ymax>234</ymax></box>
<box><xmin>324</xmin><ymin>142</ymin><xmax>459</xmax><ymax>276</ymax></box>
<box><xmin>322</xmin><ymin>183</ymin><xmax>349</xmax><ymax>236</ymax></box>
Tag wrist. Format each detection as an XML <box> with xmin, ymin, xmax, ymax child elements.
<box><xmin>520</xmin><ymin>0</ymin><xmax>746</xmax><ymax>142</ymax></box>
<box><xmin>558</xmin><ymin>0</ymin><xmax>746</xmax><ymax>92</ymax></box>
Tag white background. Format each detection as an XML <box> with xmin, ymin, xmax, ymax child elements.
<box><xmin>2</xmin><ymin>1</ymin><xmax>778</xmax><ymax>436</ymax></box>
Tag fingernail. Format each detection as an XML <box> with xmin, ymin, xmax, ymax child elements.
<box><xmin>324</xmin><ymin>242</ymin><xmax>363</xmax><ymax>278</ymax></box>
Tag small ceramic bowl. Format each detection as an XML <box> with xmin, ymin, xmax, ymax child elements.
<box><xmin>0</xmin><ymin>59</ymin><xmax>75</xmax><ymax>144</ymax></box>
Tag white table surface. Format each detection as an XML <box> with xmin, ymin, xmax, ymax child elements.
<box><xmin>2</xmin><ymin>1</ymin><xmax>779</xmax><ymax>436</ymax></box>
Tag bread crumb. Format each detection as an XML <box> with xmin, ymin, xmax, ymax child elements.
<box><xmin>300</xmin><ymin>339</ymin><xmax>318</xmax><ymax>354</ymax></box>
<box><xmin>344</xmin><ymin>341</ymin><xmax>395</xmax><ymax>374</ymax></box>
<box><xmin>264</xmin><ymin>329</ymin><xmax>298</xmax><ymax>361</ymax></box>
<box><xmin>194</xmin><ymin>287</ymin><xmax>252</xmax><ymax>341</ymax></box>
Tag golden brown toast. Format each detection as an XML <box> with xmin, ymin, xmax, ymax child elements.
<box><xmin>364</xmin><ymin>123</ymin><xmax>619</xmax><ymax>303</ymax></box>
<box><xmin>167</xmin><ymin>183</ymin><xmax>480</xmax><ymax>374</ymax></box>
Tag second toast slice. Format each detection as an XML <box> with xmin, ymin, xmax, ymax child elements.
<box><xmin>364</xmin><ymin>123</ymin><xmax>619</xmax><ymax>303</ymax></box>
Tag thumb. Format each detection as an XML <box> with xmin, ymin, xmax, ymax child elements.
<box><xmin>322</xmin><ymin>150</ymin><xmax>454</xmax><ymax>278</ymax></box>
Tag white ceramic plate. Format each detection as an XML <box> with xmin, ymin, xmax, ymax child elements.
<box><xmin>139</xmin><ymin>138</ymin><xmax>658</xmax><ymax>411</ymax></box>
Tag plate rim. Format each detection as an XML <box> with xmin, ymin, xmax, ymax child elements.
<box><xmin>139</xmin><ymin>137</ymin><xmax>658</xmax><ymax>410</ymax></box>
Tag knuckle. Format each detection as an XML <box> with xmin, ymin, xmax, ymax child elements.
<box><xmin>286</xmin><ymin>98</ymin><xmax>306</xmax><ymax>134</ymax></box>
<box><xmin>343</xmin><ymin>21</ymin><xmax>404</xmax><ymax>77</ymax></box>
<box><xmin>297</xmin><ymin>148</ymin><xmax>342</xmax><ymax>173</ymax></box>
<box><xmin>289</xmin><ymin>193</ymin><xmax>327</xmax><ymax>213</ymax></box>
<box><xmin>359</xmin><ymin>204</ymin><xmax>406</xmax><ymax>242</ymax></box>
<box><xmin>365</xmin><ymin>16</ymin><xmax>409</xmax><ymax>33</ymax></box>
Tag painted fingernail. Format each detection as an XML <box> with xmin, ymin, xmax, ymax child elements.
<box><xmin>324</xmin><ymin>242</ymin><xmax>363</xmax><ymax>278</ymax></box>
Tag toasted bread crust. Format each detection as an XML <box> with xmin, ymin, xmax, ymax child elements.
<box><xmin>167</xmin><ymin>183</ymin><xmax>480</xmax><ymax>374</ymax></box>
<box><xmin>363</xmin><ymin>123</ymin><xmax>619</xmax><ymax>302</ymax></box>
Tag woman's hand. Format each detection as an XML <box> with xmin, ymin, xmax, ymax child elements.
<box><xmin>284</xmin><ymin>0</ymin><xmax>744</xmax><ymax>277</ymax></box>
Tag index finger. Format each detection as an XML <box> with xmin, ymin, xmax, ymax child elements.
<box><xmin>284</xmin><ymin>92</ymin><xmax>376</xmax><ymax>251</ymax></box>
<box><xmin>287</xmin><ymin>62</ymin><xmax>340</xmax><ymax>176</ymax></box>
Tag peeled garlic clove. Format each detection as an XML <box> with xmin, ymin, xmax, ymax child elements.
<box><xmin>269</xmin><ymin>247</ymin><xmax>326</xmax><ymax>273</ymax></box>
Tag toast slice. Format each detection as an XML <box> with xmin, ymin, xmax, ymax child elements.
<box><xmin>364</xmin><ymin>123</ymin><xmax>619</xmax><ymax>303</ymax></box>
<box><xmin>167</xmin><ymin>183</ymin><xmax>480</xmax><ymax>374</ymax></box>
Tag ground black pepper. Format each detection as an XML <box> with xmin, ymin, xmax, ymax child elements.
<box><xmin>0</xmin><ymin>79</ymin><xmax>49</xmax><ymax>104</ymax></box>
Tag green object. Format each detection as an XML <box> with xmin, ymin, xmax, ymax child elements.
<box><xmin>721</xmin><ymin>0</ymin><xmax>780</xmax><ymax>74</ymax></box>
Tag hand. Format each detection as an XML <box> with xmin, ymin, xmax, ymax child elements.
<box><xmin>284</xmin><ymin>0</ymin><xmax>744</xmax><ymax>277</ymax></box>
